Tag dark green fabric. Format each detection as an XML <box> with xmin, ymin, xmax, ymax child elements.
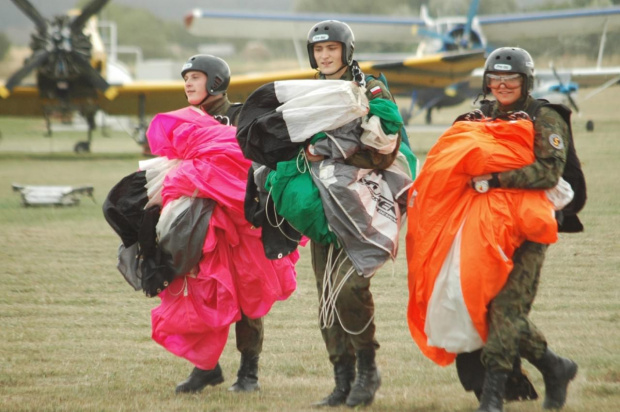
<box><xmin>368</xmin><ymin>99</ymin><xmax>402</xmax><ymax>135</ymax></box>
<box><xmin>398</xmin><ymin>140</ymin><xmax>418</xmax><ymax>179</ymax></box>
<box><xmin>365</xmin><ymin>72</ymin><xmax>412</xmax><ymax>149</ymax></box>
<box><xmin>265</xmin><ymin>154</ymin><xmax>337</xmax><ymax>245</ymax></box>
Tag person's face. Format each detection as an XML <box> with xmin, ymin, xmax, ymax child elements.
<box><xmin>313</xmin><ymin>41</ymin><xmax>344</xmax><ymax>76</ymax></box>
<box><xmin>487</xmin><ymin>72</ymin><xmax>523</xmax><ymax>106</ymax></box>
<box><xmin>184</xmin><ymin>71</ymin><xmax>208</xmax><ymax>105</ymax></box>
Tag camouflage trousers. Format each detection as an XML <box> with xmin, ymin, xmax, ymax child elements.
<box><xmin>235</xmin><ymin>312</ymin><xmax>263</xmax><ymax>357</ymax></box>
<box><xmin>311</xmin><ymin>241</ymin><xmax>379</xmax><ymax>365</ymax></box>
<box><xmin>481</xmin><ymin>240</ymin><xmax>549</xmax><ymax>372</ymax></box>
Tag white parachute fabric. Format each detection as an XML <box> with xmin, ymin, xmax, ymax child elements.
<box><xmin>360</xmin><ymin>114</ymin><xmax>399</xmax><ymax>154</ymax></box>
<box><xmin>424</xmin><ymin>223</ymin><xmax>484</xmax><ymax>353</ymax></box>
<box><xmin>138</xmin><ymin>156</ymin><xmax>181</xmax><ymax>209</ymax></box>
<box><xmin>274</xmin><ymin>80</ymin><xmax>369</xmax><ymax>143</ymax></box>
<box><xmin>546</xmin><ymin>177</ymin><xmax>575</xmax><ymax>210</ymax></box>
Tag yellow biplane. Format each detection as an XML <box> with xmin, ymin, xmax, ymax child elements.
<box><xmin>0</xmin><ymin>0</ymin><xmax>484</xmax><ymax>153</ymax></box>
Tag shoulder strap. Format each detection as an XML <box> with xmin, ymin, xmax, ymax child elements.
<box><xmin>226</xmin><ymin>103</ymin><xmax>244</xmax><ymax>126</ymax></box>
<box><xmin>478</xmin><ymin>99</ymin><xmax>493</xmax><ymax>117</ymax></box>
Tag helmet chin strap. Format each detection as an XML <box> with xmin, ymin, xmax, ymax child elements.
<box><xmin>198</xmin><ymin>92</ymin><xmax>211</xmax><ymax>107</ymax></box>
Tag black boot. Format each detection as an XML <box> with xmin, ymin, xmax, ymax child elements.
<box><xmin>313</xmin><ymin>359</ymin><xmax>356</xmax><ymax>407</ymax></box>
<box><xmin>345</xmin><ymin>349</ymin><xmax>381</xmax><ymax>407</ymax></box>
<box><xmin>228</xmin><ymin>353</ymin><xmax>260</xmax><ymax>392</ymax></box>
<box><xmin>175</xmin><ymin>363</ymin><xmax>224</xmax><ymax>393</ymax></box>
<box><xmin>476</xmin><ymin>370</ymin><xmax>509</xmax><ymax>412</ymax></box>
<box><xmin>530</xmin><ymin>348</ymin><xmax>578</xmax><ymax>409</ymax></box>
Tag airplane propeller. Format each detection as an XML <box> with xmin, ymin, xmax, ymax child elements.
<box><xmin>550</xmin><ymin>64</ymin><xmax>580</xmax><ymax>113</ymax></box>
<box><xmin>3</xmin><ymin>49</ymin><xmax>49</xmax><ymax>91</ymax></box>
<box><xmin>70</xmin><ymin>0</ymin><xmax>110</xmax><ymax>33</ymax></box>
<box><xmin>461</xmin><ymin>0</ymin><xmax>480</xmax><ymax>49</ymax></box>
<box><xmin>3</xmin><ymin>0</ymin><xmax>113</xmax><ymax>99</ymax></box>
<box><xmin>417</xmin><ymin>0</ymin><xmax>483</xmax><ymax>52</ymax></box>
<box><xmin>11</xmin><ymin>0</ymin><xmax>47</xmax><ymax>34</ymax></box>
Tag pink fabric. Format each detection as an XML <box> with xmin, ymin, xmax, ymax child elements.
<box><xmin>147</xmin><ymin>107</ymin><xmax>298</xmax><ymax>370</ymax></box>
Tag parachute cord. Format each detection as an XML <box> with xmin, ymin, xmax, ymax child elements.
<box><xmin>318</xmin><ymin>245</ymin><xmax>375</xmax><ymax>336</ymax></box>
<box><xmin>264</xmin><ymin>188</ymin><xmax>301</xmax><ymax>242</ymax></box>
<box><xmin>297</xmin><ymin>147</ymin><xmax>309</xmax><ymax>173</ymax></box>
<box><xmin>167</xmin><ymin>275</ymin><xmax>188</xmax><ymax>297</ymax></box>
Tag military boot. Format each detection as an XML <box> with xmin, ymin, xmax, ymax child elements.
<box><xmin>228</xmin><ymin>353</ymin><xmax>260</xmax><ymax>392</ymax></box>
<box><xmin>530</xmin><ymin>348</ymin><xmax>578</xmax><ymax>409</ymax></box>
<box><xmin>313</xmin><ymin>359</ymin><xmax>356</xmax><ymax>407</ymax></box>
<box><xmin>175</xmin><ymin>363</ymin><xmax>224</xmax><ymax>393</ymax></box>
<box><xmin>345</xmin><ymin>349</ymin><xmax>381</xmax><ymax>407</ymax></box>
<box><xmin>476</xmin><ymin>370</ymin><xmax>509</xmax><ymax>412</ymax></box>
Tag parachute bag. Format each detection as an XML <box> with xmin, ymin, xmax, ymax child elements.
<box><xmin>138</xmin><ymin>205</ymin><xmax>176</xmax><ymax>297</ymax></box>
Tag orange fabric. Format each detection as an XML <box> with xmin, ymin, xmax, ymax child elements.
<box><xmin>406</xmin><ymin>119</ymin><xmax>558</xmax><ymax>366</ymax></box>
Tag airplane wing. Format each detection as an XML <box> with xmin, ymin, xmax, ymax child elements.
<box><xmin>185</xmin><ymin>9</ymin><xmax>424</xmax><ymax>44</ymax></box>
<box><xmin>478</xmin><ymin>7</ymin><xmax>620</xmax><ymax>42</ymax></box>
<box><xmin>185</xmin><ymin>6</ymin><xmax>620</xmax><ymax>44</ymax></box>
<box><xmin>1</xmin><ymin>50</ymin><xmax>484</xmax><ymax>117</ymax></box>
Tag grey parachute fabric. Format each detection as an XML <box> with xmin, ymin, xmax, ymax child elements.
<box><xmin>157</xmin><ymin>196</ymin><xmax>215</xmax><ymax>277</ymax></box>
<box><xmin>103</xmin><ymin>170</ymin><xmax>214</xmax><ymax>295</ymax></box>
<box><xmin>310</xmin><ymin>157</ymin><xmax>412</xmax><ymax>277</ymax></box>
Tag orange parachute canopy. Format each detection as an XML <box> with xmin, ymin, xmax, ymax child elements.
<box><xmin>406</xmin><ymin>118</ymin><xmax>558</xmax><ymax>366</ymax></box>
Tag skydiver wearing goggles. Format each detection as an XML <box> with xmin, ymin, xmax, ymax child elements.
<box><xmin>463</xmin><ymin>47</ymin><xmax>583</xmax><ymax>412</ymax></box>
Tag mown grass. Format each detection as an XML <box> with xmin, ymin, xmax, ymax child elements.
<box><xmin>0</xmin><ymin>88</ymin><xmax>618</xmax><ymax>411</ymax></box>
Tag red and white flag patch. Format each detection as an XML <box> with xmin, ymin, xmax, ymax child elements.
<box><xmin>370</xmin><ymin>86</ymin><xmax>382</xmax><ymax>96</ymax></box>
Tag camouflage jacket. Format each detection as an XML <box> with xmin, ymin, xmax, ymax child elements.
<box><xmin>483</xmin><ymin>95</ymin><xmax>569</xmax><ymax>190</ymax></box>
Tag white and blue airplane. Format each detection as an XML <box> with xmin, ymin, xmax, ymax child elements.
<box><xmin>184</xmin><ymin>1</ymin><xmax>620</xmax><ymax>125</ymax></box>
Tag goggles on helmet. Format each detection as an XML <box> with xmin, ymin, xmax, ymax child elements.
<box><xmin>486</xmin><ymin>73</ymin><xmax>522</xmax><ymax>89</ymax></box>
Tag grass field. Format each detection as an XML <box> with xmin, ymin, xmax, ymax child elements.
<box><xmin>0</xmin><ymin>88</ymin><xmax>618</xmax><ymax>412</ymax></box>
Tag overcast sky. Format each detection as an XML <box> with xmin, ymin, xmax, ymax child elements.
<box><xmin>1</xmin><ymin>0</ymin><xmax>296</xmax><ymax>44</ymax></box>
<box><xmin>0</xmin><ymin>0</ymin><xmax>600</xmax><ymax>45</ymax></box>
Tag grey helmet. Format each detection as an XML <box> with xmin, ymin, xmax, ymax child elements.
<box><xmin>181</xmin><ymin>54</ymin><xmax>230</xmax><ymax>95</ymax></box>
<box><xmin>482</xmin><ymin>47</ymin><xmax>535</xmax><ymax>95</ymax></box>
<box><xmin>307</xmin><ymin>20</ymin><xmax>355</xmax><ymax>69</ymax></box>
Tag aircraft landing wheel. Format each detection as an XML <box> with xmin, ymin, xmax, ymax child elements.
<box><xmin>74</xmin><ymin>141</ymin><xmax>91</xmax><ymax>153</ymax></box>
<box><xmin>586</xmin><ymin>120</ymin><xmax>594</xmax><ymax>132</ymax></box>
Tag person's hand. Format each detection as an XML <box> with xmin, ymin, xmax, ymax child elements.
<box><xmin>305</xmin><ymin>145</ymin><xmax>325</xmax><ymax>162</ymax></box>
<box><xmin>471</xmin><ymin>173</ymin><xmax>500</xmax><ymax>193</ymax></box>
<box><xmin>189</xmin><ymin>264</ymin><xmax>200</xmax><ymax>278</ymax></box>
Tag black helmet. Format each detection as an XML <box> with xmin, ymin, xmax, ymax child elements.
<box><xmin>482</xmin><ymin>47</ymin><xmax>535</xmax><ymax>95</ymax></box>
<box><xmin>181</xmin><ymin>54</ymin><xmax>230</xmax><ymax>95</ymax></box>
<box><xmin>307</xmin><ymin>20</ymin><xmax>355</xmax><ymax>69</ymax></box>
